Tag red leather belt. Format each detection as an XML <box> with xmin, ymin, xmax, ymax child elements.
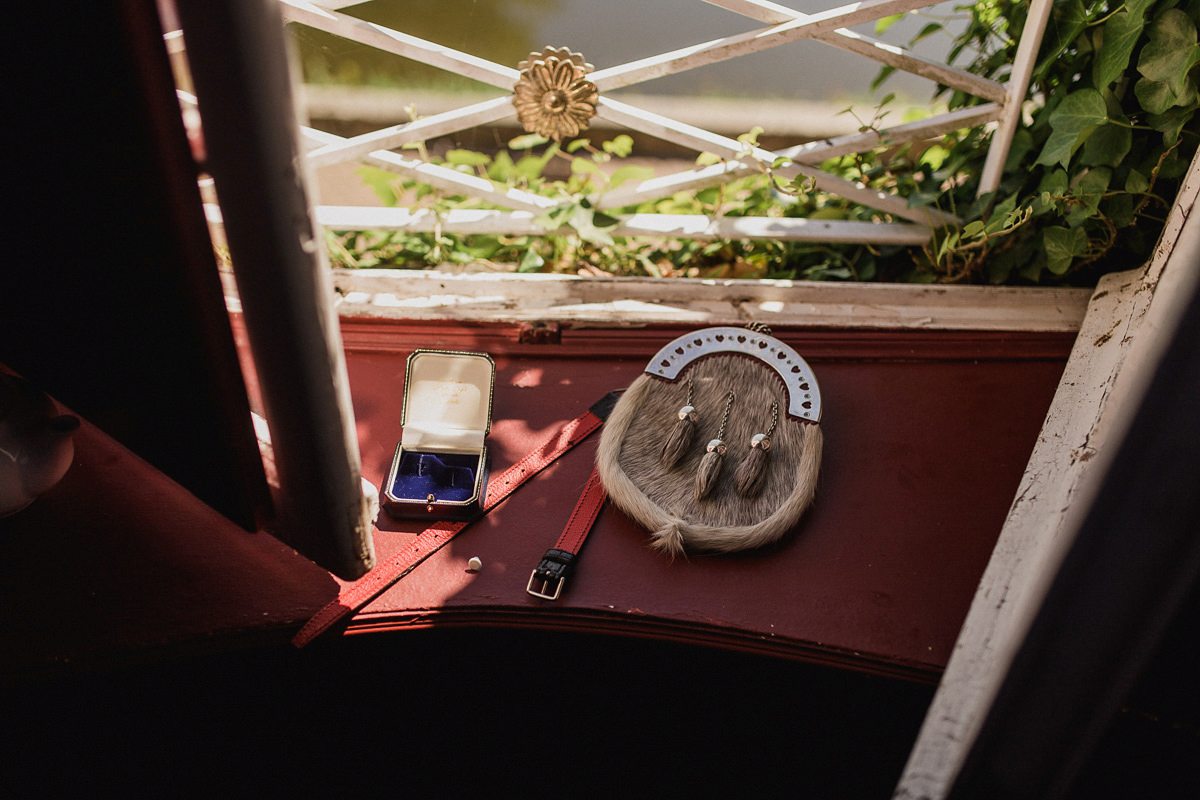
<box><xmin>526</xmin><ymin>466</ymin><xmax>607</xmax><ymax>600</ymax></box>
<box><xmin>292</xmin><ymin>392</ymin><xmax>618</xmax><ymax>648</ymax></box>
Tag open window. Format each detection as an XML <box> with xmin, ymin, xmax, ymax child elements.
<box><xmin>5</xmin><ymin>3</ymin><xmax>1196</xmax><ymax>796</ymax></box>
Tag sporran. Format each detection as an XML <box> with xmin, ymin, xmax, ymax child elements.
<box><xmin>597</xmin><ymin>326</ymin><xmax>823</xmax><ymax>556</ymax></box>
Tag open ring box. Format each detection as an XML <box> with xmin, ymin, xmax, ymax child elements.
<box><xmin>382</xmin><ymin>349</ymin><xmax>495</xmax><ymax>521</ymax></box>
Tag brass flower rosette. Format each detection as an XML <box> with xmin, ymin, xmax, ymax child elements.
<box><xmin>512</xmin><ymin>46</ymin><xmax>599</xmax><ymax>141</ymax></box>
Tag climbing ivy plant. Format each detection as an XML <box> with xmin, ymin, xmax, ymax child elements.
<box><xmin>910</xmin><ymin>0</ymin><xmax>1200</xmax><ymax>283</ymax></box>
<box><xmin>328</xmin><ymin>0</ymin><xmax>1199</xmax><ymax>285</ymax></box>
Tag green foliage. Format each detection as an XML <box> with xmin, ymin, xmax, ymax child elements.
<box><xmin>329</xmin><ymin>1</ymin><xmax>1199</xmax><ymax>284</ymax></box>
<box><xmin>919</xmin><ymin>0</ymin><xmax>1199</xmax><ymax>284</ymax></box>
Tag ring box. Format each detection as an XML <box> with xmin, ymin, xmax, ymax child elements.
<box><xmin>382</xmin><ymin>349</ymin><xmax>495</xmax><ymax>521</ymax></box>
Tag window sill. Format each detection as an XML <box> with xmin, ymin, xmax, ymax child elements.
<box><xmin>2</xmin><ymin>310</ymin><xmax>1076</xmax><ymax>681</ymax></box>
<box><xmin>328</xmin><ymin>268</ymin><xmax>1092</xmax><ymax>332</ymax></box>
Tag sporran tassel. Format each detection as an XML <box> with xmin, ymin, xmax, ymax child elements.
<box><xmin>695</xmin><ymin>390</ymin><xmax>735</xmax><ymax>501</ymax></box>
<box><xmin>733</xmin><ymin>443</ymin><xmax>768</xmax><ymax>496</ymax></box>
<box><xmin>660</xmin><ymin>379</ymin><xmax>697</xmax><ymax>469</ymax></box>
<box><xmin>734</xmin><ymin>401</ymin><xmax>779</xmax><ymax>497</ymax></box>
<box><xmin>694</xmin><ymin>443</ymin><xmax>725</xmax><ymax>499</ymax></box>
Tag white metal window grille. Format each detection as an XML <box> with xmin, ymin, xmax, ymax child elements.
<box><xmin>281</xmin><ymin>0</ymin><xmax>1052</xmax><ymax>248</ymax></box>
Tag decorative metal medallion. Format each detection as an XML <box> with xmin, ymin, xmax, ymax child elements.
<box><xmin>512</xmin><ymin>46</ymin><xmax>599</xmax><ymax>141</ymax></box>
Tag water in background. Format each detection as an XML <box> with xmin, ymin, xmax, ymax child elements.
<box><xmin>294</xmin><ymin>0</ymin><xmax>969</xmax><ymax>103</ymax></box>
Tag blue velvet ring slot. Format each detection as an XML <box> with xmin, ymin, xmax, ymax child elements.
<box><xmin>390</xmin><ymin>451</ymin><xmax>477</xmax><ymax>503</ymax></box>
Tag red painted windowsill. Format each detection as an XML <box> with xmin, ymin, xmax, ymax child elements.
<box><xmin>0</xmin><ymin>318</ymin><xmax>1075</xmax><ymax>682</ymax></box>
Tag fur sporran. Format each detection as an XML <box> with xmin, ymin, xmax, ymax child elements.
<box><xmin>597</xmin><ymin>327</ymin><xmax>823</xmax><ymax>557</ymax></box>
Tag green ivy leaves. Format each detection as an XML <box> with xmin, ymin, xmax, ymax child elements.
<box><xmin>1093</xmin><ymin>3</ymin><xmax>1148</xmax><ymax>90</ymax></box>
<box><xmin>1043</xmin><ymin>225</ymin><xmax>1090</xmax><ymax>274</ymax></box>
<box><xmin>926</xmin><ymin>0</ymin><xmax>1199</xmax><ymax>283</ymax></box>
<box><xmin>1037</xmin><ymin>6</ymin><xmax>1198</xmax><ymax>184</ymax></box>
<box><xmin>1136</xmin><ymin>9</ymin><xmax>1200</xmax><ymax>114</ymax></box>
<box><xmin>1037</xmin><ymin>90</ymin><xmax>1109</xmax><ymax>169</ymax></box>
